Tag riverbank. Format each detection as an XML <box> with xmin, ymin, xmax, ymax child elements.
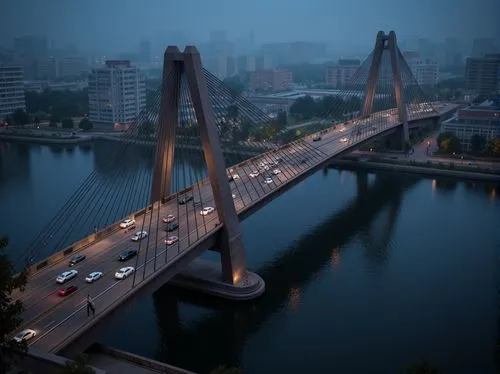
<box><xmin>330</xmin><ymin>157</ymin><xmax>500</xmax><ymax>182</ymax></box>
<box><xmin>0</xmin><ymin>133</ymin><xmax>260</xmax><ymax>156</ymax></box>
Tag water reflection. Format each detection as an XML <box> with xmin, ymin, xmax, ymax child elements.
<box><xmin>149</xmin><ymin>173</ymin><xmax>418</xmax><ymax>373</ymax></box>
<box><xmin>48</xmin><ymin>144</ymin><xmax>65</xmax><ymax>154</ymax></box>
<box><xmin>434</xmin><ymin>178</ymin><xmax>458</xmax><ymax>194</ymax></box>
<box><xmin>464</xmin><ymin>181</ymin><xmax>500</xmax><ymax>202</ymax></box>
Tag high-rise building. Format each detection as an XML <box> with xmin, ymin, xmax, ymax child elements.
<box><xmin>36</xmin><ymin>57</ymin><xmax>58</xmax><ymax>80</ymax></box>
<box><xmin>203</xmin><ymin>56</ymin><xmax>228</xmax><ymax>79</ymax></box>
<box><xmin>59</xmin><ymin>56</ymin><xmax>89</xmax><ymax>78</ymax></box>
<box><xmin>250</xmin><ymin>69</ymin><xmax>292</xmax><ymax>92</ymax></box>
<box><xmin>237</xmin><ymin>55</ymin><xmax>256</xmax><ymax>74</ymax></box>
<box><xmin>325</xmin><ymin>59</ymin><xmax>360</xmax><ymax>88</ymax></box>
<box><xmin>0</xmin><ymin>65</ymin><xmax>26</xmax><ymax>118</ymax></box>
<box><xmin>255</xmin><ymin>55</ymin><xmax>275</xmax><ymax>70</ymax></box>
<box><xmin>407</xmin><ymin>58</ymin><xmax>439</xmax><ymax>86</ymax></box>
<box><xmin>465</xmin><ymin>54</ymin><xmax>500</xmax><ymax>95</ymax></box>
<box><xmin>88</xmin><ymin>60</ymin><xmax>146</xmax><ymax>126</ymax></box>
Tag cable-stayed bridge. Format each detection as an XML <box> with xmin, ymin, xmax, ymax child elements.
<box><xmin>10</xmin><ymin>31</ymin><xmax>457</xmax><ymax>355</ymax></box>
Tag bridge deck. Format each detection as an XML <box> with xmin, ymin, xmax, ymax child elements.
<box><xmin>13</xmin><ymin>104</ymin><xmax>457</xmax><ymax>353</ymax></box>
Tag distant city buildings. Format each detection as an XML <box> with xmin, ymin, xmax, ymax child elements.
<box><xmin>250</xmin><ymin>69</ymin><xmax>292</xmax><ymax>92</ymax></box>
<box><xmin>324</xmin><ymin>59</ymin><xmax>361</xmax><ymax>88</ymax></box>
<box><xmin>88</xmin><ymin>60</ymin><xmax>146</xmax><ymax>127</ymax></box>
<box><xmin>407</xmin><ymin>57</ymin><xmax>439</xmax><ymax>86</ymax></box>
<box><xmin>0</xmin><ymin>64</ymin><xmax>26</xmax><ymax>118</ymax></box>
<box><xmin>471</xmin><ymin>38</ymin><xmax>497</xmax><ymax>58</ymax></box>
<box><xmin>441</xmin><ymin>99</ymin><xmax>500</xmax><ymax>151</ymax></box>
<box><xmin>465</xmin><ymin>54</ymin><xmax>500</xmax><ymax>95</ymax></box>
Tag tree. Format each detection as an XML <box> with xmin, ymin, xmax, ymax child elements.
<box><xmin>62</xmin><ymin>354</ymin><xmax>95</xmax><ymax>374</ymax></box>
<box><xmin>61</xmin><ymin>118</ymin><xmax>74</xmax><ymax>129</ymax></box>
<box><xmin>222</xmin><ymin>76</ymin><xmax>245</xmax><ymax>96</ymax></box>
<box><xmin>210</xmin><ymin>365</ymin><xmax>243</xmax><ymax>374</ymax></box>
<box><xmin>437</xmin><ymin>132</ymin><xmax>461</xmax><ymax>153</ymax></box>
<box><xmin>401</xmin><ymin>360</ymin><xmax>441</xmax><ymax>374</ymax></box>
<box><xmin>470</xmin><ymin>134</ymin><xmax>486</xmax><ymax>153</ymax></box>
<box><xmin>0</xmin><ymin>236</ymin><xmax>28</xmax><ymax>374</ymax></box>
<box><xmin>79</xmin><ymin>118</ymin><xmax>93</xmax><ymax>131</ymax></box>
<box><xmin>49</xmin><ymin>114</ymin><xmax>60</xmax><ymax>127</ymax></box>
<box><xmin>488</xmin><ymin>139</ymin><xmax>500</xmax><ymax>157</ymax></box>
<box><xmin>11</xmin><ymin>109</ymin><xmax>30</xmax><ymax>126</ymax></box>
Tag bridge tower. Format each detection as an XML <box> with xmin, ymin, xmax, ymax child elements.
<box><xmin>361</xmin><ymin>31</ymin><xmax>409</xmax><ymax>150</ymax></box>
<box><xmin>151</xmin><ymin>46</ymin><xmax>247</xmax><ymax>286</ymax></box>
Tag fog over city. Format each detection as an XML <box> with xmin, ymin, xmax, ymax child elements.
<box><xmin>0</xmin><ymin>0</ymin><xmax>499</xmax><ymax>54</ymax></box>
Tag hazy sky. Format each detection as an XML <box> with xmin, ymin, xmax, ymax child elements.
<box><xmin>0</xmin><ymin>0</ymin><xmax>498</xmax><ymax>53</ymax></box>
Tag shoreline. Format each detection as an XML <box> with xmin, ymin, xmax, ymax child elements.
<box><xmin>329</xmin><ymin>159</ymin><xmax>500</xmax><ymax>182</ymax></box>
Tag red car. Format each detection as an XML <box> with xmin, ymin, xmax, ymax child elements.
<box><xmin>58</xmin><ymin>285</ymin><xmax>78</xmax><ymax>296</ymax></box>
<box><xmin>162</xmin><ymin>214</ymin><xmax>176</xmax><ymax>223</ymax></box>
<box><xmin>165</xmin><ymin>236</ymin><xmax>179</xmax><ymax>245</ymax></box>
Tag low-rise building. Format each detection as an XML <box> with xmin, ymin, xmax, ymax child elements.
<box><xmin>250</xmin><ymin>69</ymin><xmax>292</xmax><ymax>92</ymax></box>
<box><xmin>441</xmin><ymin>99</ymin><xmax>500</xmax><ymax>151</ymax></box>
<box><xmin>325</xmin><ymin>59</ymin><xmax>360</xmax><ymax>88</ymax></box>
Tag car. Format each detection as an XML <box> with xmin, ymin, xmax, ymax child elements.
<box><xmin>13</xmin><ymin>329</ymin><xmax>36</xmax><ymax>343</ymax></box>
<box><xmin>232</xmin><ymin>174</ymin><xmax>240</xmax><ymax>180</ymax></box>
<box><xmin>232</xmin><ymin>194</ymin><xmax>236</xmax><ymax>199</ymax></box>
<box><xmin>166</xmin><ymin>222</ymin><xmax>179</xmax><ymax>232</ymax></box>
<box><xmin>165</xmin><ymin>236</ymin><xmax>178</xmax><ymax>245</ymax></box>
<box><xmin>249</xmin><ymin>171</ymin><xmax>259</xmax><ymax>178</ymax></box>
<box><xmin>263</xmin><ymin>165</ymin><xmax>270</xmax><ymax>171</ymax></box>
<box><xmin>131</xmin><ymin>231</ymin><xmax>148</xmax><ymax>241</ymax></box>
<box><xmin>264</xmin><ymin>177</ymin><xmax>274</xmax><ymax>184</ymax></box>
<box><xmin>178</xmin><ymin>195</ymin><xmax>193</xmax><ymax>204</ymax></box>
<box><xmin>85</xmin><ymin>271</ymin><xmax>103</xmax><ymax>283</ymax></box>
<box><xmin>340</xmin><ymin>137</ymin><xmax>348</xmax><ymax>143</ymax></box>
<box><xmin>272</xmin><ymin>169</ymin><xmax>281</xmax><ymax>175</ymax></box>
<box><xmin>200</xmin><ymin>206</ymin><xmax>215</xmax><ymax>216</ymax></box>
<box><xmin>119</xmin><ymin>219</ymin><xmax>136</xmax><ymax>229</ymax></box>
<box><xmin>313</xmin><ymin>135</ymin><xmax>322</xmax><ymax>141</ymax></box>
<box><xmin>58</xmin><ymin>284</ymin><xmax>78</xmax><ymax>296</ymax></box>
<box><xmin>162</xmin><ymin>214</ymin><xmax>176</xmax><ymax>223</ymax></box>
<box><xmin>69</xmin><ymin>254</ymin><xmax>86</xmax><ymax>267</ymax></box>
<box><xmin>115</xmin><ymin>266</ymin><xmax>134</xmax><ymax>280</ymax></box>
<box><xmin>56</xmin><ymin>269</ymin><xmax>78</xmax><ymax>284</ymax></box>
<box><xmin>118</xmin><ymin>248</ymin><xmax>138</xmax><ymax>261</ymax></box>
<box><xmin>228</xmin><ymin>174</ymin><xmax>234</xmax><ymax>182</ymax></box>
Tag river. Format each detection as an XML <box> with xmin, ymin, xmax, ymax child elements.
<box><xmin>0</xmin><ymin>140</ymin><xmax>499</xmax><ymax>374</ymax></box>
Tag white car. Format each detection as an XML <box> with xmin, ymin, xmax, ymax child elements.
<box><xmin>200</xmin><ymin>207</ymin><xmax>215</xmax><ymax>216</ymax></box>
<box><xmin>165</xmin><ymin>236</ymin><xmax>178</xmax><ymax>245</ymax></box>
<box><xmin>264</xmin><ymin>177</ymin><xmax>273</xmax><ymax>184</ymax></box>
<box><xmin>13</xmin><ymin>329</ymin><xmax>36</xmax><ymax>343</ymax></box>
<box><xmin>119</xmin><ymin>219</ymin><xmax>135</xmax><ymax>229</ymax></box>
<box><xmin>85</xmin><ymin>271</ymin><xmax>103</xmax><ymax>283</ymax></box>
<box><xmin>340</xmin><ymin>137</ymin><xmax>348</xmax><ymax>143</ymax></box>
<box><xmin>232</xmin><ymin>194</ymin><xmax>236</xmax><ymax>199</ymax></box>
<box><xmin>263</xmin><ymin>165</ymin><xmax>270</xmax><ymax>171</ymax></box>
<box><xmin>131</xmin><ymin>231</ymin><xmax>148</xmax><ymax>241</ymax></box>
<box><xmin>56</xmin><ymin>269</ymin><xmax>78</xmax><ymax>284</ymax></box>
<box><xmin>115</xmin><ymin>266</ymin><xmax>134</xmax><ymax>280</ymax></box>
<box><xmin>272</xmin><ymin>169</ymin><xmax>281</xmax><ymax>175</ymax></box>
<box><xmin>249</xmin><ymin>171</ymin><xmax>259</xmax><ymax>178</ymax></box>
<box><xmin>231</xmin><ymin>174</ymin><xmax>240</xmax><ymax>180</ymax></box>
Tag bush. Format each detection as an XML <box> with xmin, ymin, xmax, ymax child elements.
<box><xmin>79</xmin><ymin>118</ymin><xmax>93</xmax><ymax>131</ymax></box>
<box><xmin>61</xmin><ymin>118</ymin><xmax>74</xmax><ymax>129</ymax></box>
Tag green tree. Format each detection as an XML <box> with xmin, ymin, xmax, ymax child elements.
<box><xmin>437</xmin><ymin>132</ymin><xmax>461</xmax><ymax>153</ymax></box>
<box><xmin>210</xmin><ymin>365</ymin><xmax>243</xmax><ymax>374</ymax></box>
<box><xmin>25</xmin><ymin>88</ymin><xmax>88</xmax><ymax>118</ymax></box>
<box><xmin>62</xmin><ymin>353</ymin><xmax>95</xmax><ymax>374</ymax></box>
<box><xmin>61</xmin><ymin>118</ymin><xmax>74</xmax><ymax>129</ymax></box>
<box><xmin>488</xmin><ymin>139</ymin><xmax>500</xmax><ymax>157</ymax></box>
<box><xmin>276</xmin><ymin>110</ymin><xmax>287</xmax><ymax>126</ymax></box>
<box><xmin>78</xmin><ymin>118</ymin><xmax>93</xmax><ymax>131</ymax></box>
<box><xmin>0</xmin><ymin>236</ymin><xmax>28</xmax><ymax>374</ymax></box>
<box><xmin>11</xmin><ymin>109</ymin><xmax>30</xmax><ymax>126</ymax></box>
<box><xmin>470</xmin><ymin>134</ymin><xmax>486</xmax><ymax>153</ymax></box>
<box><xmin>222</xmin><ymin>76</ymin><xmax>245</xmax><ymax>96</ymax></box>
<box><xmin>49</xmin><ymin>114</ymin><xmax>60</xmax><ymax>127</ymax></box>
<box><xmin>401</xmin><ymin>360</ymin><xmax>441</xmax><ymax>374</ymax></box>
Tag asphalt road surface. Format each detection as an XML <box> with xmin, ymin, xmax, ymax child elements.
<box><xmin>10</xmin><ymin>106</ymin><xmax>454</xmax><ymax>352</ymax></box>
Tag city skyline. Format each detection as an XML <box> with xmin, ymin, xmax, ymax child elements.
<box><xmin>0</xmin><ymin>0</ymin><xmax>498</xmax><ymax>54</ymax></box>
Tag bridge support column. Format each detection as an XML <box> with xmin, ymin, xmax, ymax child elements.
<box><xmin>152</xmin><ymin>46</ymin><xmax>265</xmax><ymax>300</ymax></box>
<box><xmin>361</xmin><ymin>30</ymin><xmax>409</xmax><ymax>152</ymax></box>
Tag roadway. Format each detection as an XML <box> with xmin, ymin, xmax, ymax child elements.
<box><xmin>11</xmin><ymin>105</ymin><xmax>452</xmax><ymax>353</ymax></box>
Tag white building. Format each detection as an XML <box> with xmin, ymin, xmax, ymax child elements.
<box><xmin>407</xmin><ymin>58</ymin><xmax>439</xmax><ymax>87</ymax></box>
<box><xmin>203</xmin><ymin>56</ymin><xmax>228</xmax><ymax>80</ymax></box>
<box><xmin>237</xmin><ymin>55</ymin><xmax>256</xmax><ymax>74</ymax></box>
<box><xmin>88</xmin><ymin>60</ymin><xmax>146</xmax><ymax>126</ymax></box>
<box><xmin>0</xmin><ymin>65</ymin><xmax>26</xmax><ymax>118</ymax></box>
<box><xmin>325</xmin><ymin>59</ymin><xmax>361</xmax><ymax>88</ymax></box>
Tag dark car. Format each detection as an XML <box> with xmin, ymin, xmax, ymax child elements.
<box><xmin>312</xmin><ymin>135</ymin><xmax>322</xmax><ymax>142</ymax></box>
<box><xmin>166</xmin><ymin>222</ymin><xmax>179</xmax><ymax>232</ymax></box>
<box><xmin>69</xmin><ymin>254</ymin><xmax>86</xmax><ymax>267</ymax></box>
<box><xmin>178</xmin><ymin>195</ymin><xmax>193</xmax><ymax>205</ymax></box>
<box><xmin>228</xmin><ymin>174</ymin><xmax>234</xmax><ymax>182</ymax></box>
<box><xmin>58</xmin><ymin>284</ymin><xmax>78</xmax><ymax>297</ymax></box>
<box><xmin>118</xmin><ymin>249</ymin><xmax>138</xmax><ymax>261</ymax></box>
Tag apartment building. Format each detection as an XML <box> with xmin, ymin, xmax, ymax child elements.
<box><xmin>0</xmin><ymin>65</ymin><xmax>26</xmax><ymax>118</ymax></box>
